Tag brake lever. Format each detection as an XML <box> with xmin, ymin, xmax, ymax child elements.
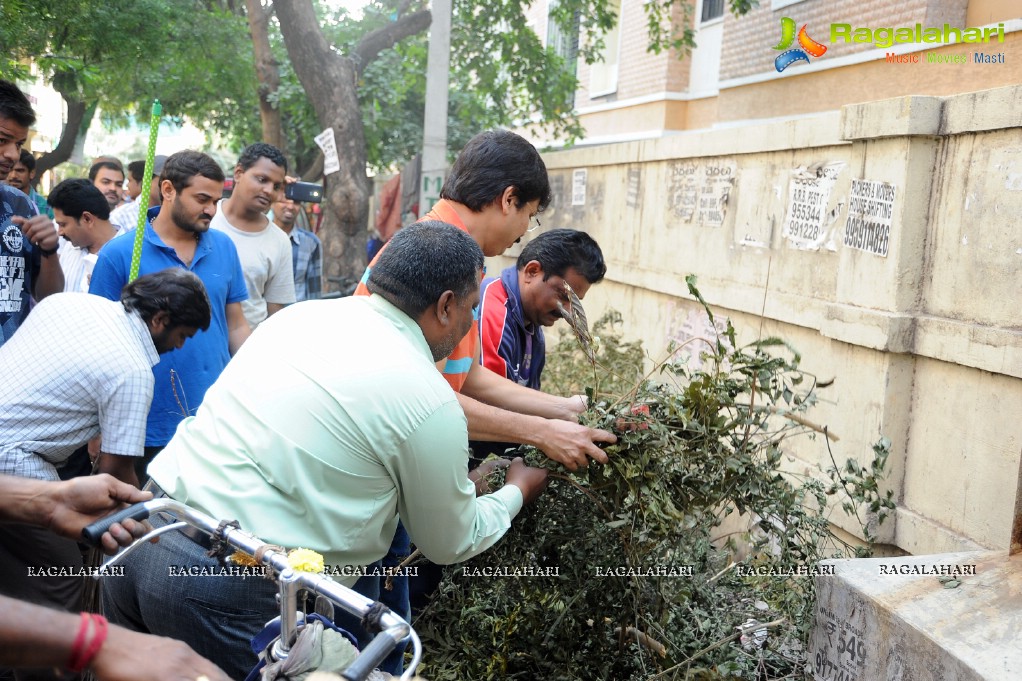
<box><xmin>93</xmin><ymin>520</ymin><xmax>190</xmax><ymax>579</ymax></box>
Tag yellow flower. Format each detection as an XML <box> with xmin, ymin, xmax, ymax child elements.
<box><xmin>287</xmin><ymin>548</ymin><xmax>325</xmax><ymax>573</ymax></box>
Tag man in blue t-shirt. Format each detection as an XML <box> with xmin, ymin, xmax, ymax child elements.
<box><xmin>90</xmin><ymin>150</ymin><xmax>250</xmax><ymax>476</ymax></box>
<box><xmin>0</xmin><ymin>80</ymin><xmax>64</xmax><ymax>347</ymax></box>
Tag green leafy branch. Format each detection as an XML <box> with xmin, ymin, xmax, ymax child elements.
<box><xmin>417</xmin><ymin>277</ymin><xmax>897</xmax><ymax>680</ymax></box>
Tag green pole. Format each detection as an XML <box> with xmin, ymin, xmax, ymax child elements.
<box><xmin>129</xmin><ymin>99</ymin><xmax>162</xmax><ymax>282</ymax></box>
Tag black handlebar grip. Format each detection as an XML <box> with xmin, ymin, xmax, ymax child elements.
<box><xmin>340</xmin><ymin>632</ymin><xmax>400</xmax><ymax>681</ymax></box>
<box><xmin>81</xmin><ymin>502</ymin><xmax>153</xmax><ymax>546</ymax></box>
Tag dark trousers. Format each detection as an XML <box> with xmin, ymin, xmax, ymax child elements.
<box><xmin>0</xmin><ymin>523</ymin><xmax>85</xmax><ymax>681</ymax></box>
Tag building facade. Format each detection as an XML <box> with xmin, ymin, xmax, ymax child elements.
<box><xmin>524</xmin><ymin>0</ymin><xmax>1021</xmax><ymax>146</ymax></box>
<box><xmin>501</xmin><ymin>1</ymin><xmax>1022</xmax><ymax>557</ymax></box>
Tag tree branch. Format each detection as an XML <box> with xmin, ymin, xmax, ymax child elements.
<box><xmin>275</xmin><ymin>0</ymin><xmax>345</xmax><ymax>94</ymax></box>
<box><xmin>246</xmin><ymin>0</ymin><xmax>283</xmax><ymax>147</ymax></box>
<box><xmin>34</xmin><ymin>74</ymin><xmax>92</xmax><ymax>179</ymax></box>
<box><xmin>352</xmin><ymin>9</ymin><xmax>431</xmax><ymax>76</ymax></box>
<box><xmin>299</xmin><ymin>152</ymin><xmax>324</xmax><ymax>182</ymax></box>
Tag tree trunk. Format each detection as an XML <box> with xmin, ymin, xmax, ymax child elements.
<box><xmin>245</xmin><ymin>0</ymin><xmax>283</xmax><ymax>150</ymax></box>
<box><xmin>275</xmin><ymin>0</ymin><xmax>369</xmax><ymax>289</ymax></box>
<box><xmin>274</xmin><ymin>0</ymin><xmax>431</xmax><ymax>290</ymax></box>
<box><xmin>34</xmin><ymin>73</ymin><xmax>92</xmax><ymax>181</ymax></box>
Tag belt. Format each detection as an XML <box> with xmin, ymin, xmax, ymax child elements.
<box><xmin>145</xmin><ymin>480</ymin><xmax>213</xmax><ymax>552</ymax></box>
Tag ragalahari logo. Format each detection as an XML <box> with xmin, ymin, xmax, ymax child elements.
<box><xmin>773</xmin><ymin>17</ymin><xmax>827</xmax><ymax>72</ymax></box>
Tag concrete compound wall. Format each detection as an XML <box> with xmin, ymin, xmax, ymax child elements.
<box><xmin>494</xmin><ymin>84</ymin><xmax>1022</xmax><ymax>555</ymax></box>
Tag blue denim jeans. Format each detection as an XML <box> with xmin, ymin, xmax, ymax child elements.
<box><xmin>102</xmin><ymin>515</ymin><xmax>280</xmax><ymax>680</ymax></box>
<box><xmin>332</xmin><ymin>521</ymin><xmax>411</xmax><ymax>676</ymax></box>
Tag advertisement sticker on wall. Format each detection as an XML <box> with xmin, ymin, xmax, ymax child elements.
<box><xmin>844</xmin><ymin>178</ymin><xmax>896</xmax><ymax>257</ymax></box>
<box><xmin>783</xmin><ymin>161</ymin><xmax>846</xmax><ymax>249</ymax></box>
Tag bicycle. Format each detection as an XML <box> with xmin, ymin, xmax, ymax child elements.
<box><xmin>83</xmin><ymin>498</ymin><xmax>422</xmax><ymax>681</ymax></box>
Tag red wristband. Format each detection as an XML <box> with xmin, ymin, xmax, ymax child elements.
<box><xmin>80</xmin><ymin>614</ymin><xmax>108</xmax><ymax>671</ymax></box>
<box><xmin>67</xmin><ymin>612</ymin><xmax>91</xmax><ymax>672</ymax></box>
<box><xmin>68</xmin><ymin>613</ymin><xmax>108</xmax><ymax>673</ymax></box>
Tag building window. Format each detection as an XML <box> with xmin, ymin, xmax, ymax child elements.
<box><xmin>588</xmin><ymin>0</ymin><xmax>621</xmax><ymax>97</ymax></box>
<box><xmin>771</xmin><ymin>0</ymin><xmax>808</xmax><ymax>10</ymax></box>
<box><xmin>701</xmin><ymin>0</ymin><xmax>724</xmax><ymax>23</ymax></box>
<box><xmin>548</xmin><ymin>1</ymin><xmax>581</xmax><ymax>107</ymax></box>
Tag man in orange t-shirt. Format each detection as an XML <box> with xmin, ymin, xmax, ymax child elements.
<box><xmin>356</xmin><ymin>130</ymin><xmax>615</xmax><ymax>468</ymax></box>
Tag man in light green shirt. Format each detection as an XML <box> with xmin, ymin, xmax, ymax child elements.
<box><xmin>103</xmin><ymin>222</ymin><xmax>549</xmax><ymax>680</ymax></box>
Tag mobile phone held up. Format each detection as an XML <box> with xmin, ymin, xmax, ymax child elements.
<box><xmin>285</xmin><ymin>181</ymin><xmax>323</xmax><ymax>204</ymax></box>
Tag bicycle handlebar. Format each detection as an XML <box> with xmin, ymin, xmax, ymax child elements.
<box><xmin>82</xmin><ymin>499</ymin><xmax>421</xmax><ymax>681</ymax></box>
<box><xmin>81</xmin><ymin>503</ymin><xmax>153</xmax><ymax>545</ymax></box>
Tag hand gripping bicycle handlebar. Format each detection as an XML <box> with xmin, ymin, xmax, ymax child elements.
<box><xmin>83</xmin><ymin>499</ymin><xmax>421</xmax><ymax>681</ymax></box>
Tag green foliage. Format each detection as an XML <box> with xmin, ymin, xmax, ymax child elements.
<box><xmin>277</xmin><ymin>0</ymin><xmax>761</xmax><ymax>167</ymax></box>
<box><xmin>644</xmin><ymin>0</ymin><xmax>696</xmax><ymax>56</ymax></box>
<box><xmin>416</xmin><ymin>280</ymin><xmax>896</xmax><ymax>680</ymax></box>
<box><xmin>0</xmin><ymin>0</ymin><xmax>257</xmax><ymax>152</ymax></box>
<box><xmin>129</xmin><ymin>5</ymin><xmax>259</xmax><ymax>149</ymax></box>
<box><xmin>358</xmin><ymin>36</ymin><xmax>429</xmax><ymax>172</ymax></box>
<box><xmin>542</xmin><ymin>311</ymin><xmax>646</xmax><ymax>398</ymax></box>
<box><xmin>824</xmin><ymin>436</ymin><xmax>895</xmax><ymax>547</ymax></box>
<box><xmin>1</xmin><ymin>0</ymin><xmax>173</xmax><ymax>86</ymax></box>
